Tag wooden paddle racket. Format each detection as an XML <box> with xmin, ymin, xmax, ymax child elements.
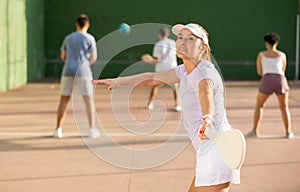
<box><xmin>205</xmin><ymin>128</ymin><xmax>246</xmax><ymax>170</ymax></box>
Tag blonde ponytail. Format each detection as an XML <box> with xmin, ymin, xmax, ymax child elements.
<box><xmin>197</xmin><ymin>25</ymin><xmax>211</xmax><ymax>62</ymax></box>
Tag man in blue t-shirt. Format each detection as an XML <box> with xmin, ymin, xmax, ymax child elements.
<box><xmin>53</xmin><ymin>14</ymin><xmax>100</xmax><ymax>138</ymax></box>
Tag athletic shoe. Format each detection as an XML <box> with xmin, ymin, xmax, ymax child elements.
<box><xmin>286</xmin><ymin>132</ymin><xmax>294</xmax><ymax>139</ymax></box>
<box><xmin>89</xmin><ymin>127</ymin><xmax>101</xmax><ymax>138</ymax></box>
<box><xmin>245</xmin><ymin>130</ymin><xmax>257</xmax><ymax>138</ymax></box>
<box><xmin>53</xmin><ymin>127</ymin><xmax>63</xmax><ymax>138</ymax></box>
<box><xmin>148</xmin><ymin>103</ymin><xmax>154</xmax><ymax>110</ymax></box>
<box><xmin>174</xmin><ymin>105</ymin><xmax>182</xmax><ymax>112</ymax></box>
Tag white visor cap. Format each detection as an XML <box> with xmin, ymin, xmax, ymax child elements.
<box><xmin>172</xmin><ymin>23</ymin><xmax>209</xmax><ymax>45</ymax></box>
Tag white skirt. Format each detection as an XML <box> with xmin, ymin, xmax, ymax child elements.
<box><xmin>195</xmin><ymin>139</ymin><xmax>240</xmax><ymax>187</ymax></box>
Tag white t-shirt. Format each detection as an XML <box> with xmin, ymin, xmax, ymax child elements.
<box><xmin>174</xmin><ymin>60</ymin><xmax>231</xmax><ymax>150</ymax></box>
<box><xmin>153</xmin><ymin>38</ymin><xmax>177</xmax><ymax>72</ymax></box>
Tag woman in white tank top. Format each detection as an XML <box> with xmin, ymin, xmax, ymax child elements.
<box><xmin>245</xmin><ymin>32</ymin><xmax>294</xmax><ymax>139</ymax></box>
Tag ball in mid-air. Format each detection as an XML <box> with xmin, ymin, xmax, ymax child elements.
<box><xmin>119</xmin><ymin>23</ymin><xmax>131</xmax><ymax>34</ymax></box>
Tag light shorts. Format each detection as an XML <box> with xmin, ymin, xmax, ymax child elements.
<box><xmin>259</xmin><ymin>73</ymin><xmax>289</xmax><ymax>95</ymax></box>
<box><xmin>60</xmin><ymin>76</ymin><xmax>93</xmax><ymax>96</ymax></box>
<box><xmin>194</xmin><ymin>124</ymin><xmax>240</xmax><ymax>187</ymax></box>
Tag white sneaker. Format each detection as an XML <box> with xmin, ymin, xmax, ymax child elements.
<box><xmin>286</xmin><ymin>132</ymin><xmax>294</xmax><ymax>139</ymax></box>
<box><xmin>175</xmin><ymin>105</ymin><xmax>182</xmax><ymax>112</ymax></box>
<box><xmin>148</xmin><ymin>103</ymin><xmax>154</xmax><ymax>110</ymax></box>
<box><xmin>53</xmin><ymin>128</ymin><xmax>63</xmax><ymax>138</ymax></box>
<box><xmin>89</xmin><ymin>127</ymin><xmax>101</xmax><ymax>138</ymax></box>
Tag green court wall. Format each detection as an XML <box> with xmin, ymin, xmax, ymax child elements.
<box><xmin>1</xmin><ymin>1</ymin><xmax>297</xmax><ymax>93</ymax></box>
<box><xmin>44</xmin><ymin>0</ymin><xmax>298</xmax><ymax>80</ymax></box>
<box><xmin>26</xmin><ymin>0</ymin><xmax>45</xmax><ymax>82</ymax></box>
<box><xmin>0</xmin><ymin>0</ymin><xmax>44</xmax><ymax>92</ymax></box>
<box><xmin>0</xmin><ymin>0</ymin><xmax>27</xmax><ymax>92</ymax></box>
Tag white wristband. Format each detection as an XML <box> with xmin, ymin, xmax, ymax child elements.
<box><xmin>202</xmin><ymin>114</ymin><xmax>213</xmax><ymax>121</ymax></box>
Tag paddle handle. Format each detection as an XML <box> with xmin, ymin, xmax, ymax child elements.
<box><xmin>204</xmin><ymin>127</ymin><xmax>218</xmax><ymax>139</ymax></box>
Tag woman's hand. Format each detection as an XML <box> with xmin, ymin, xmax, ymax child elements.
<box><xmin>92</xmin><ymin>78</ymin><xmax>118</xmax><ymax>90</ymax></box>
<box><xmin>198</xmin><ymin>117</ymin><xmax>213</xmax><ymax>140</ymax></box>
<box><xmin>141</xmin><ymin>54</ymin><xmax>154</xmax><ymax>62</ymax></box>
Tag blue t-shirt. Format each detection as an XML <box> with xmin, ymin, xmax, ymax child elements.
<box><xmin>60</xmin><ymin>32</ymin><xmax>97</xmax><ymax>77</ymax></box>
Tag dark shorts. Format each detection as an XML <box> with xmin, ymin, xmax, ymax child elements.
<box><xmin>259</xmin><ymin>74</ymin><xmax>289</xmax><ymax>94</ymax></box>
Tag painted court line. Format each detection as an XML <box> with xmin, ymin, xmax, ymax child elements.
<box><xmin>0</xmin><ymin>132</ymin><xmax>189</xmax><ymax>137</ymax></box>
<box><xmin>0</xmin><ymin>132</ymin><xmax>299</xmax><ymax>139</ymax></box>
<box><xmin>257</xmin><ymin>134</ymin><xmax>300</xmax><ymax>139</ymax></box>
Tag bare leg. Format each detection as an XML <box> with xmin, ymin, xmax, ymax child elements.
<box><xmin>56</xmin><ymin>95</ymin><xmax>71</xmax><ymax>128</ymax></box>
<box><xmin>148</xmin><ymin>85</ymin><xmax>159</xmax><ymax>104</ymax></box>
<box><xmin>252</xmin><ymin>92</ymin><xmax>270</xmax><ymax>132</ymax></box>
<box><xmin>188</xmin><ymin>177</ymin><xmax>230</xmax><ymax>192</ymax></box>
<box><xmin>82</xmin><ymin>95</ymin><xmax>96</xmax><ymax>129</ymax></box>
<box><xmin>276</xmin><ymin>93</ymin><xmax>292</xmax><ymax>134</ymax></box>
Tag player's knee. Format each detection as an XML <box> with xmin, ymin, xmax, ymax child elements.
<box><xmin>279</xmin><ymin>104</ymin><xmax>288</xmax><ymax>110</ymax></box>
<box><xmin>256</xmin><ymin>103</ymin><xmax>265</xmax><ymax>108</ymax></box>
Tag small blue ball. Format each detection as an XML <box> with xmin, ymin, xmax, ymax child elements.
<box><xmin>119</xmin><ymin>23</ymin><xmax>131</xmax><ymax>34</ymax></box>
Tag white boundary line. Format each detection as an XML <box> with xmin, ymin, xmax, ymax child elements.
<box><xmin>257</xmin><ymin>134</ymin><xmax>300</xmax><ymax>139</ymax></box>
<box><xmin>0</xmin><ymin>132</ymin><xmax>189</xmax><ymax>137</ymax></box>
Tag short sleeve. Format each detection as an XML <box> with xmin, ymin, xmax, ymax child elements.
<box><xmin>195</xmin><ymin>61</ymin><xmax>221</xmax><ymax>86</ymax></box>
<box><xmin>153</xmin><ymin>43</ymin><xmax>162</xmax><ymax>58</ymax></box>
<box><xmin>198</xmin><ymin>68</ymin><xmax>215</xmax><ymax>82</ymax></box>
<box><xmin>88</xmin><ymin>36</ymin><xmax>97</xmax><ymax>53</ymax></box>
<box><xmin>174</xmin><ymin>64</ymin><xmax>185</xmax><ymax>79</ymax></box>
<box><xmin>60</xmin><ymin>37</ymin><xmax>67</xmax><ymax>52</ymax></box>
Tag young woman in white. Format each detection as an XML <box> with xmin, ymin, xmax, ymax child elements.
<box><xmin>92</xmin><ymin>23</ymin><xmax>239</xmax><ymax>192</ymax></box>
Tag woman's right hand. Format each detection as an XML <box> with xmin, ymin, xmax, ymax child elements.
<box><xmin>199</xmin><ymin>124</ymin><xmax>209</xmax><ymax>140</ymax></box>
<box><xmin>92</xmin><ymin>78</ymin><xmax>118</xmax><ymax>90</ymax></box>
<box><xmin>141</xmin><ymin>54</ymin><xmax>153</xmax><ymax>62</ymax></box>
<box><xmin>198</xmin><ymin>117</ymin><xmax>213</xmax><ymax>140</ymax></box>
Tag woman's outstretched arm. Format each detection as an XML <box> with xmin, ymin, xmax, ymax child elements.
<box><xmin>92</xmin><ymin>69</ymin><xmax>179</xmax><ymax>90</ymax></box>
<box><xmin>198</xmin><ymin>79</ymin><xmax>214</xmax><ymax>140</ymax></box>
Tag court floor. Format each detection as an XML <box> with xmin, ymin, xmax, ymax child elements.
<box><xmin>0</xmin><ymin>80</ymin><xmax>299</xmax><ymax>192</ymax></box>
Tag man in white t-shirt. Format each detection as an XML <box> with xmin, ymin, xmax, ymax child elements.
<box><xmin>141</xmin><ymin>28</ymin><xmax>181</xmax><ymax>112</ymax></box>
